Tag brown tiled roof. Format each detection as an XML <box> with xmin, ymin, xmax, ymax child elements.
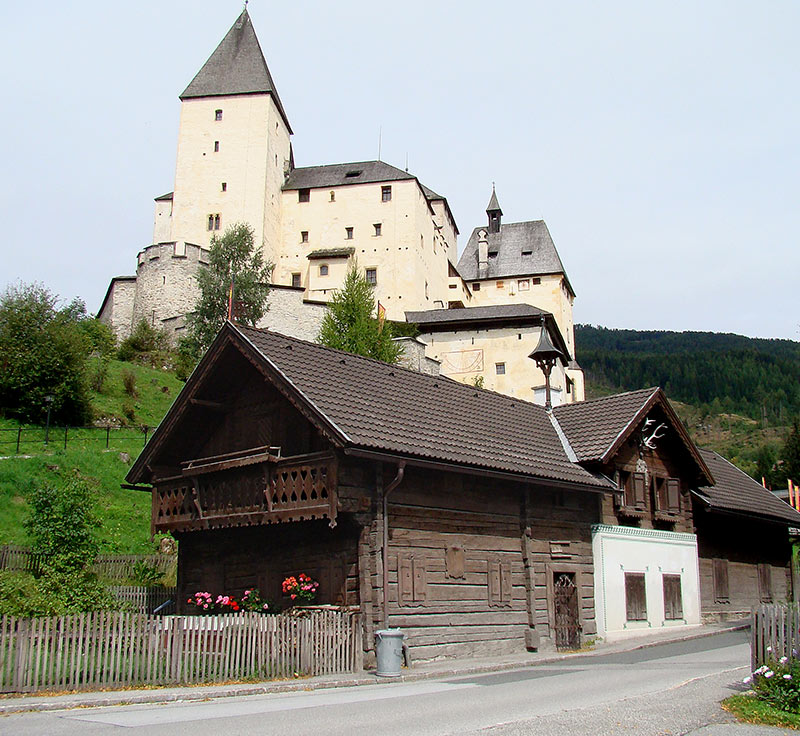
<box><xmin>696</xmin><ymin>449</ymin><xmax>800</xmax><ymax>525</ymax></box>
<box><xmin>230</xmin><ymin>325</ymin><xmax>609</xmax><ymax>489</ymax></box>
<box><xmin>552</xmin><ymin>388</ymin><xmax>659</xmax><ymax>463</ymax></box>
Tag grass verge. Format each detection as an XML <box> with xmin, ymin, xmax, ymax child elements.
<box><xmin>722</xmin><ymin>694</ymin><xmax>800</xmax><ymax>730</ymax></box>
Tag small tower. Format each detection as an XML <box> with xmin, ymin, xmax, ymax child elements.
<box><xmin>486</xmin><ymin>186</ymin><xmax>502</xmax><ymax>234</ymax></box>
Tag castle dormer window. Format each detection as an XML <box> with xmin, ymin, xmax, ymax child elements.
<box><xmin>215</xmin><ymin>109</ymin><xmax>223</xmax><ymax>121</ymax></box>
<box><xmin>488</xmin><ymin>251</ymin><xmax>498</xmax><ymax>258</ymax></box>
<box><xmin>521</xmin><ymin>249</ymin><xmax>532</xmax><ymax>256</ymax></box>
<box><xmin>345</xmin><ymin>170</ymin><xmax>362</xmax><ymax>178</ymax></box>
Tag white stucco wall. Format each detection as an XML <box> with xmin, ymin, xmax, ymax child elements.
<box><xmin>592</xmin><ymin>524</ymin><xmax>701</xmax><ymax>641</ymax></box>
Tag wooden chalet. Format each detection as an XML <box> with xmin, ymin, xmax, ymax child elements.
<box><xmin>127</xmin><ymin>323</ymin><xmax>800</xmax><ymax>662</ymax></box>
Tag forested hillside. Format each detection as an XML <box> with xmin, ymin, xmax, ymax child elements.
<box><xmin>576</xmin><ymin>325</ymin><xmax>800</xmax><ymax>423</ymax></box>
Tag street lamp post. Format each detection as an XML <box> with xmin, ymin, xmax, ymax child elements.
<box><xmin>44</xmin><ymin>395</ymin><xmax>54</xmax><ymax>445</ymax></box>
<box><xmin>528</xmin><ymin>323</ymin><xmax>565</xmax><ymax>411</ymax></box>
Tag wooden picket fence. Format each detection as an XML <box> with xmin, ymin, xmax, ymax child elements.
<box><xmin>751</xmin><ymin>604</ymin><xmax>800</xmax><ymax>671</ymax></box>
<box><xmin>108</xmin><ymin>586</ymin><xmax>177</xmax><ymax>614</ymax></box>
<box><xmin>0</xmin><ymin>546</ymin><xmax>175</xmax><ymax>583</ymax></box>
<box><xmin>0</xmin><ymin>608</ymin><xmax>362</xmax><ymax>693</ymax></box>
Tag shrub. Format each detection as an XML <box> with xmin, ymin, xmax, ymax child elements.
<box><xmin>118</xmin><ymin>320</ymin><xmax>170</xmax><ymax>365</ymax></box>
<box><xmin>121</xmin><ymin>368</ymin><xmax>138</xmax><ymax>397</ymax></box>
<box><xmin>748</xmin><ymin>655</ymin><xmax>800</xmax><ymax>713</ymax></box>
<box><xmin>0</xmin><ymin>283</ymin><xmax>92</xmax><ymax>424</ymax></box>
<box><xmin>89</xmin><ymin>357</ymin><xmax>109</xmax><ymax>393</ymax></box>
<box><xmin>131</xmin><ymin>559</ymin><xmax>164</xmax><ymax>587</ymax></box>
<box><xmin>121</xmin><ymin>400</ymin><xmax>136</xmax><ymax>424</ymax></box>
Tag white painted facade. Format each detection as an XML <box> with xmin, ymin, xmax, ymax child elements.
<box><xmin>592</xmin><ymin>524</ymin><xmax>701</xmax><ymax>641</ymax></box>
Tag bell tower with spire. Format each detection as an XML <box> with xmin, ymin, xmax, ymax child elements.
<box><xmin>486</xmin><ymin>185</ymin><xmax>502</xmax><ymax>234</ymax></box>
<box><xmin>162</xmin><ymin>9</ymin><xmax>292</xmax><ymax>264</ymax></box>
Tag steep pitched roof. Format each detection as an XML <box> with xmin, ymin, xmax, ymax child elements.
<box><xmin>457</xmin><ymin>221</ymin><xmax>573</xmax><ymax>294</ymax></box>
<box><xmin>695</xmin><ymin>449</ymin><xmax>800</xmax><ymax>525</ymax></box>
<box><xmin>487</xmin><ymin>188</ymin><xmax>502</xmax><ymax>213</ymax></box>
<box><xmin>553</xmin><ymin>388</ymin><xmax>660</xmax><ymax>463</ymax></box>
<box><xmin>283</xmin><ymin>161</ymin><xmax>415</xmax><ymax>190</ymax></box>
<box><xmin>407</xmin><ymin>304</ymin><xmax>547</xmax><ymax>326</ymax></box>
<box><xmin>180</xmin><ymin>10</ymin><xmax>291</xmax><ymax>133</ymax></box>
<box><xmin>129</xmin><ymin>324</ymin><xmax>610</xmax><ymax>491</ymax></box>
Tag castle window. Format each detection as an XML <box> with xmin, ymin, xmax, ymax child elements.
<box><xmin>214</xmin><ymin>214</ymin><xmax>221</xmax><ymax>230</ymax></box>
<box><xmin>345</xmin><ymin>170</ymin><xmax>362</xmax><ymax>178</ymax></box>
<box><xmin>207</xmin><ymin>215</ymin><xmax>214</xmax><ymax>231</ymax></box>
<box><xmin>495</xmin><ymin>362</ymin><xmax>506</xmax><ymax>375</ymax></box>
<box><xmin>215</xmin><ymin>109</ymin><xmax>223</xmax><ymax>121</ymax></box>
<box><xmin>319</xmin><ymin>264</ymin><xmax>329</xmax><ymax>276</ymax></box>
<box><xmin>298</xmin><ymin>189</ymin><xmax>310</xmax><ymax>203</ymax></box>
<box><xmin>518</xmin><ymin>279</ymin><xmax>529</xmax><ymax>290</ymax></box>
<box><xmin>345</xmin><ymin>227</ymin><xmax>354</xmax><ymax>240</ymax></box>
<box><xmin>366</xmin><ymin>268</ymin><xmax>377</xmax><ymax>285</ymax></box>
<box><xmin>373</xmin><ymin>223</ymin><xmax>382</xmax><ymax>237</ymax></box>
<box><xmin>291</xmin><ymin>273</ymin><xmax>301</xmax><ymax>288</ymax></box>
<box><xmin>301</xmin><ymin>231</ymin><xmax>308</xmax><ymax>243</ymax></box>
<box><xmin>221</xmin><ymin>182</ymin><xmax>227</xmax><ymax>192</ymax></box>
<box><xmin>496</xmin><ymin>281</ymin><xmax>504</xmax><ymax>289</ymax></box>
<box><xmin>532</xmin><ymin>277</ymin><xmax>541</xmax><ymax>285</ymax></box>
<box><xmin>472</xmin><ymin>283</ymin><xmax>480</xmax><ymax>291</ymax></box>
<box><xmin>381</xmin><ymin>186</ymin><xmax>392</xmax><ymax>202</ymax></box>
<box><xmin>488</xmin><ymin>251</ymin><xmax>498</xmax><ymax>259</ymax></box>
<box><xmin>521</xmin><ymin>249</ymin><xmax>532</xmax><ymax>256</ymax></box>
<box><xmin>214</xmin><ymin>141</ymin><xmax>219</xmax><ymax>152</ymax></box>
<box><xmin>330</xmin><ymin>191</ymin><xmax>335</xmax><ymax>202</ymax></box>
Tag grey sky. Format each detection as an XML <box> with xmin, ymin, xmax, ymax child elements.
<box><xmin>3</xmin><ymin>1</ymin><xmax>798</xmax><ymax>340</ymax></box>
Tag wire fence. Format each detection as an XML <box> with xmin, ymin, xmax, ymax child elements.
<box><xmin>0</xmin><ymin>425</ymin><xmax>152</xmax><ymax>456</ymax></box>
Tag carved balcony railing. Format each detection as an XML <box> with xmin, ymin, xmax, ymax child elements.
<box><xmin>151</xmin><ymin>449</ymin><xmax>338</xmax><ymax>534</ymax></box>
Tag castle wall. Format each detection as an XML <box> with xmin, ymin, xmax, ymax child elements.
<box><xmin>465</xmin><ymin>274</ymin><xmax>576</xmax><ymax>359</ymax></box>
<box><xmin>277</xmin><ymin>179</ymin><xmax>454</xmax><ymax>321</ymax></box>
<box><xmin>419</xmin><ymin>323</ymin><xmax>579</xmax><ymax>405</ymax></box>
<box><xmin>131</xmin><ymin>242</ymin><xmax>208</xmax><ymax>332</ymax></box>
<box><xmin>153</xmin><ymin>198</ymin><xmax>173</xmax><ymax>244</ymax></box>
<box><xmin>97</xmin><ymin>277</ymin><xmax>136</xmax><ymax>341</ymax></box>
<box><xmin>255</xmin><ymin>286</ymin><xmax>327</xmax><ymax>342</ymax></box>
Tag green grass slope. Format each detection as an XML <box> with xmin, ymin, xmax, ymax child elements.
<box><xmin>0</xmin><ymin>359</ymin><xmax>182</xmax><ymax>553</ymax></box>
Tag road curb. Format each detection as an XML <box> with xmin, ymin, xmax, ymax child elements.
<box><xmin>0</xmin><ymin>622</ymin><xmax>749</xmax><ymax>715</ymax></box>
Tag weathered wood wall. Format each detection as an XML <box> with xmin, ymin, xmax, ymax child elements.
<box><xmin>694</xmin><ymin>510</ymin><xmax>793</xmax><ymax>619</ymax></box>
<box><xmin>176</xmin><ymin>518</ymin><xmax>361</xmax><ymax>612</ymax></box>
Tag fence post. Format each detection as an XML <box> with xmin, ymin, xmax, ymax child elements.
<box><xmin>106</xmin><ymin>427</ymin><xmax>110</xmax><ymax>449</ymax></box>
<box><xmin>16</xmin><ymin>427</ymin><xmax>21</xmax><ymax>455</ymax></box>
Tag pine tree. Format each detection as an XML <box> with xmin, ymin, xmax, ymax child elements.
<box><xmin>781</xmin><ymin>420</ymin><xmax>800</xmax><ymax>486</ymax></box>
<box><xmin>184</xmin><ymin>223</ymin><xmax>272</xmax><ymax>355</ymax></box>
<box><xmin>317</xmin><ymin>263</ymin><xmax>401</xmax><ymax>364</ymax></box>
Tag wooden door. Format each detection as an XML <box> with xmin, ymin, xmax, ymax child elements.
<box><xmin>553</xmin><ymin>572</ymin><xmax>580</xmax><ymax>650</ymax></box>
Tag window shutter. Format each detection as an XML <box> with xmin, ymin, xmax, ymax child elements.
<box><xmin>488</xmin><ymin>559</ymin><xmax>501</xmax><ymax>607</ymax></box>
<box><xmin>446</xmin><ymin>546</ymin><xmax>465</xmax><ymax>579</ymax></box>
<box><xmin>500</xmin><ymin>560</ymin><xmax>512</xmax><ymax>606</ymax></box>
<box><xmin>713</xmin><ymin>559</ymin><xmax>729</xmax><ymax>603</ymax></box>
<box><xmin>412</xmin><ymin>557</ymin><xmax>427</xmax><ymax>602</ymax></box>
<box><xmin>632</xmin><ymin>473</ymin><xmax>647</xmax><ymax>508</ymax></box>
<box><xmin>666</xmin><ymin>478</ymin><xmax>681</xmax><ymax>513</ymax></box>
<box><xmin>758</xmin><ymin>564</ymin><xmax>772</xmax><ymax>602</ymax></box>
<box><xmin>625</xmin><ymin>573</ymin><xmax>647</xmax><ymax>621</ymax></box>
<box><xmin>399</xmin><ymin>555</ymin><xmax>413</xmax><ymax>604</ymax></box>
<box><xmin>663</xmin><ymin>574</ymin><xmax>683</xmax><ymax>620</ymax></box>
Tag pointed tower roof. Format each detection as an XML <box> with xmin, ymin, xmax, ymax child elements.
<box><xmin>486</xmin><ymin>186</ymin><xmax>502</xmax><ymax>215</ymax></box>
<box><xmin>180</xmin><ymin>9</ymin><xmax>292</xmax><ymax>133</ymax></box>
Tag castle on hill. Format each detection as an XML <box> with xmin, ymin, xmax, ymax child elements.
<box><xmin>99</xmin><ymin>9</ymin><xmax>584</xmax><ymax>406</ymax></box>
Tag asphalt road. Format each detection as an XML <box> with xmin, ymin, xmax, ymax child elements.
<box><xmin>0</xmin><ymin>630</ymin><xmax>762</xmax><ymax>736</ymax></box>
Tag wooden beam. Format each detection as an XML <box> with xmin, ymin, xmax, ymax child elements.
<box><xmin>189</xmin><ymin>398</ymin><xmax>230</xmax><ymax>411</ymax></box>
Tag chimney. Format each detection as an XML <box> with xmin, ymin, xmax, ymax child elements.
<box><xmin>478</xmin><ymin>229</ymin><xmax>489</xmax><ymax>279</ymax></box>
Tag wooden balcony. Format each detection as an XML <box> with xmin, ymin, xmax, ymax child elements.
<box><xmin>152</xmin><ymin>449</ymin><xmax>338</xmax><ymax>534</ymax></box>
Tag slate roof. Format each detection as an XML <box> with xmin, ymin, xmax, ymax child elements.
<box><xmin>181</xmin><ymin>10</ymin><xmax>291</xmax><ymax>133</ymax></box>
<box><xmin>696</xmin><ymin>449</ymin><xmax>800</xmax><ymax>525</ymax></box>
<box><xmin>406</xmin><ymin>304</ymin><xmax>547</xmax><ymax>326</ymax></box>
<box><xmin>552</xmin><ymin>388</ymin><xmax>661</xmax><ymax>463</ymax></box>
<box><xmin>457</xmin><ymin>221</ymin><xmax>573</xmax><ymax>294</ymax></box>
<box><xmin>307</xmin><ymin>248</ymin><xmax>355</xmax><ymax>260</ymax></box>
<box><xmin>487</xmin><ymin>188</ymin><xmax>502</xmax><ymax>213</ymax></box>
<box><xmin>154</xmin><ymin>192</ymin><xmax>174</xmax><ymax>202</ymax></box>
<box><xmin>137</xmin><ymin>324</ymin><xmax>605</xmax><ymax>490</ymax></box>
<box><xmin>283</xmin><ymin>161</ymin><xmax>415</xmax><ymax>191</ymax></box>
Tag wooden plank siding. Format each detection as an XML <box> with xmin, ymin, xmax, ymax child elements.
<box><xmin>695</xmin><ymin>512</ymin><xmax>794</xmax><ymax>620</ymax></box>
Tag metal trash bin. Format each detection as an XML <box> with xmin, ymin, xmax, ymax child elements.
<box><xmin>375</xmin><ymin>629</ymin><xmax>405</xmax><ymax>677</ymax></box>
